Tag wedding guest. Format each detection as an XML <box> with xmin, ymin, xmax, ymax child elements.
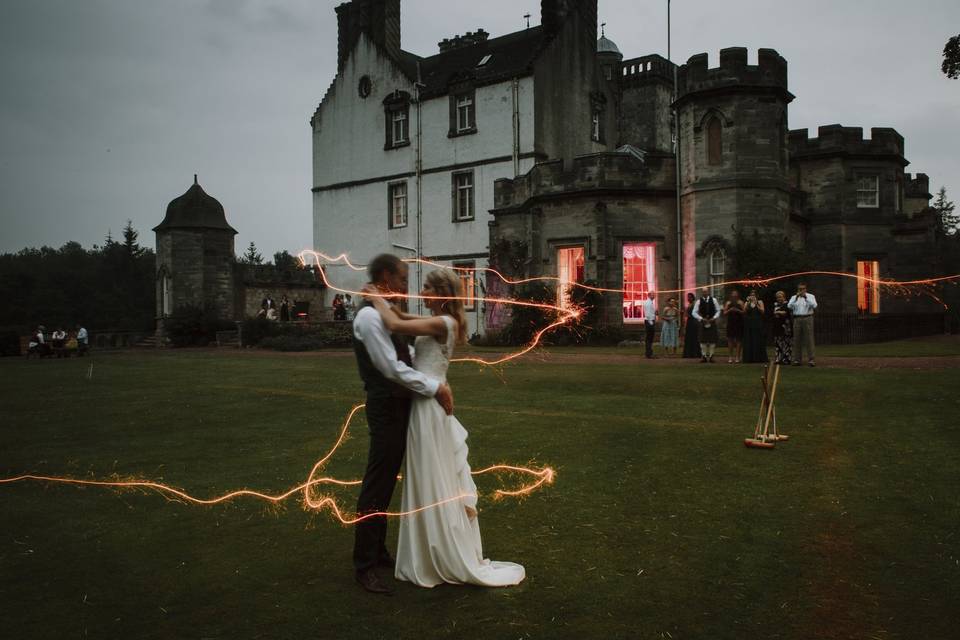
<box><xmin>682</xmin><ymin>292</ymin><xmax>701</xmax><ymax>359</ymax></box>
<box><xmin>76</xmin><ymin>324</ymin><xmax>89</xmax><ymax>357</ymax></box>
<box><xmin>344</xmin><ymin>294</ymin><xmax>356</xmax><ymax>321</ymax></box>
<box><xmin>771</xmin><ymin>291</ymin><xmax>792</xmax><ymax>364</ymax></box>
<box><xmin>660</xmin><ymin>297</ymin><xmax>680</xmax><ymax>355</ymax></box>
<box><xmin>333</xmin><ymin>294</ymin><xmax>346</xmax><ymax>321</ymax></box>
<box><xmin>262</xmin><ymin>295</ymin><xmax>275</xmax><ymax>312</ymax></box>
<box><xmin>52</xmin><ymin>326</ymin><xmax>67</xmax><ymax>358</ymax></box>
<box><xmin>27</xmin><ymin>325</ymin><xmax>45</xmax><ymax>358</ymax></box>
<box><xmin>692</xmin><ymin>287</ymin><xmax>721</xmax><ymax>363</ymax></box>
<box><xmin>266</xmin><ymin>306</ymin><xmax>278</xmax><ymax>321</ymax></box>
<box><xmin>788</xmin><ymin>283</ymin><xmax>817</xmax><ymax>366</ymax></box>
<box><xmin>723</xmin><ymin>290</ymin><xmax>745</xmax><ymax>363</ymax></box>
<box><xmin>742</xmin><ymin>289</ymin><xmax>768</xmax><ymax>363</ymax></box>
<box><xmin>280</xmin><ymin>295</ymin><xmax>290</xmax><ymax>322</ymax></box>
<box><xmin>642</xmin><ymin>291</ymin><xmax>658</xmax><ymax>359</ymax></box>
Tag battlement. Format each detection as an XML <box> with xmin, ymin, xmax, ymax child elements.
<box><xmin>493</xmin><ymin>151</ymin><xmax>674</xmax><ymax>211</ymax></box>
<box><xmin>788</xmin><ymin>125</ymin><xmax>904</xmax><ymax>159</ymax></box>
<box><xmin>620</xmin><ymin>54</ymin><xmax>676</xmax><ymax>87</ymax></box>
<box><xmin>676</xmin><ymin>48</ymin><xmax>788</xmax><ymax>99</ymax></box>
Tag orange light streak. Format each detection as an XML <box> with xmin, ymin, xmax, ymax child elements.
<box><xmin>0</xmin><ymin>404</ymin><xmax>556</xmax><ymax>524</ymax></box>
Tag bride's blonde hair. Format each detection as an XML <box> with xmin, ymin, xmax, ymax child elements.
<box><xmin>426</xmin><ymin>268</ymin><xmax>468</xmax><ymax>345</ymax></box>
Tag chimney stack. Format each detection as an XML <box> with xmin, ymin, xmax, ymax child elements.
<box><xmin>541</xmin><ymin>0</ymin><xmax>597</xmax><ymax>40</ymax></box>
<box><xmin>336</xmin><ymin>0</ymin><xmax>401</xmax><ymax>72</ymax></box>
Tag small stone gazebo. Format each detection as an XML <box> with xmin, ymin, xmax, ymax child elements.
<box><xmin>153</xmin><ymin>176</ymin><xmax>238</xmax><ymax>338</ymax></box>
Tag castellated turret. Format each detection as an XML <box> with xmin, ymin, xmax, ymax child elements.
<box><xmin>675</xmin><ymin>47</ymin><xmax>795</xmax><ymax>291</ymax></box>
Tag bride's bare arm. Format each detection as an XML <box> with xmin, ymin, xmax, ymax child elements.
<box><xmin>362</xmin><ymin>285</ymin><xmax>447</xmax><ymax>339</ymax></box>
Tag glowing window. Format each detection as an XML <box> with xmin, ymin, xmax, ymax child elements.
<box><xmin>623</xmin><ymin>243</ymin><xmax>656</xmax><ymax>323</ymax></box>
<box><xmin>557</xmin><ymin>247</ymin><xmax>585</xmax><ymax>309</ymax></box>
<box><xmin>857</xmin><ymin>260</ymin><xmax>880</xmax><ymax>314</ymax></box>
<box><xmin>454</xmin><ymin>262</ymin><xmax>476</xmax><ymax>311</ymax></box>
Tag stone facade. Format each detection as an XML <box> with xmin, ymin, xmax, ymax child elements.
<box><xmin>312</xmin><ymin>0</ymin><xmax>939</xmax><ymax>333</ymax></box>
<box><xmin>154</xmin><ymin>179</ymin><xmax>328</xmax><ymax>338</ymax></box>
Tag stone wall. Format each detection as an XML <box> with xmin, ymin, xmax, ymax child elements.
<box><xmin>619</xmin><ymin>55</ymin><xmax>675</xmax><ymax>153</ymax></box>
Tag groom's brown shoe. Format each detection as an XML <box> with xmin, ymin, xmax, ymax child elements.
<box><xmin>356</xmin><ymin>568</ymin><xmax>393</xmax><ymax>595</ymax></box>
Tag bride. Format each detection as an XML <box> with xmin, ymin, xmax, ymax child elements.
<box><xmin>361</xmin><ymin>269</ymin><xmax>525</xmax><ymax>588</ymax></box>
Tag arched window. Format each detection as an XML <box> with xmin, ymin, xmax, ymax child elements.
<box><xmin>708</xmin><ymin>248</ymin><xmax>725</xmax><ymax>297</ymax></box>
<box><xmin>707</xmin><ymin>118</ymin><xmax>722</xmax><ymax>165</ymax></box>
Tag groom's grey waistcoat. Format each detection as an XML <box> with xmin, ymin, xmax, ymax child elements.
<box><xmin>353</xmin><ymin>301</ymin><xmax>413</xmax><ymax>399</ymax></box>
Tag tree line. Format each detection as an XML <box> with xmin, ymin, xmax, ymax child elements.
<box><xmin>0</xmin><ymin>221</ymin><xmax>155</xmax><ymax>333</ymax></box>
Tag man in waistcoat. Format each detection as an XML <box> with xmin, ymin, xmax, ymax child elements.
<box><xmin>351</xmin><ymin>254</ymin><xmax>454</xmax><ymax>595</ymax></box>
<box><xmin>692</xmin><ymin>286</ymin><xmax>721</xmax><ymax>363</ymax></box>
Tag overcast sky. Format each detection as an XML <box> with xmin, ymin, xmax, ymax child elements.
<box><xmin>1</xmin><ymin>0</ymin><xmax>957</xmax><ymax>256</ymax></box>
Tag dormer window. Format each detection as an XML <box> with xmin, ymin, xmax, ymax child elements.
<box><xmin>449</xmin><ymin>89</ymin><xmax>477</xmax><ymax>137</ymax></box>
<box><xmin>383</xmin><ymin>90</ymin><xmax>411</xmax><ymax>150</ymax></box>
<box><xmin>477</xmin><ymin>54</ymin><xmax>492</xmax><ymax>67</ymax></box>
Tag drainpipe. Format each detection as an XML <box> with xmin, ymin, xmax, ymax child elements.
<box><xmin>414</xmin><ymin>64</ymin><xmax>425</xmax><ymax>315</ymax></box>
<box><xmin>669</xmin><ymin>0</ymin><xmax>683</xmax><ymax>300</ymax></box>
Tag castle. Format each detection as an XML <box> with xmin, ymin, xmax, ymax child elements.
<box><xmin>311</xmin><ymin>0</ymin><xmax>940</xmax><ymax>336</ymax></box>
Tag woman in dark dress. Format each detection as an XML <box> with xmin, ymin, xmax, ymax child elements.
<box><xmin>772</xmin><ymin>290</ymin><xmax>793</xmax><ymax>364</ymax></box>
<box><xmin>723</xmin><ymin>290</ymin><xmax>745</xmax><ymax>363</ymax></box>
<box><xmin>682</xmin><ymin>292</ymin><xmax>701</xmax><ymax>358</ymax></box>
<box><xmin>280</xmin><ymin>295</ymin><xmax>290</xmax><ymax>322</ymax></box>
<box><xmin>741</xmin><ymin>289</ymin><xmax>768</xmax><ymax>363</ymax></box>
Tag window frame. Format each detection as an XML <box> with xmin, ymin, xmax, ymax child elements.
<box><xmin>453</xmin><ymin>261</ymin><xmax>477</xmax><ymax>311</ymax></box>
<box><xmin>387</xmin><ymin>180</ymin><xmax>408</xmax><ymax>229</ymax></box>
<box><xmin>622</xmin><ymin>242</ymin><xmax>657</xmax><ymax>323</ymax></box>
<box><xmin>557</xmin><ymin>246</ymin><xmax>586</xmax><ymax>310</ymax></box>
<box><xmin>382</xmin><ymin>91</ymin><xmax>411</xmax><ymax>151</ymax></box>
<box><xmin>856</xmin><ymin>173</ymin><xmax>880</xmax><ymax>209</ymax></box>
<box><xmin>706</xmin><ymin>118</ymin><xmax>722</xmax><ymax>166</ymax></box>
<box><xmin>451</xmin><ymin>170</ymin><xmax>475</xmax><ymax>222</ymax></box>
<box><xmin>589</xmin><ymin>90</ymin><xmax>607</xmax><ymax>144</ymax></box>
<box><xmin>448</xmin><ymin>89</ymin><xmax>477</xmax><ymax>137</ymax></box>
<box><xmin>856</xmin><ymin>260</ymin><xmax>881</xmax><ymax>314</ymax></box>
<box><xmin>708</xmin><ymin>247</ymin><xmax>726</xmax><ymax>299</ymax></box>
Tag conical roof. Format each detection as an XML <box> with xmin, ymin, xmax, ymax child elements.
<box><xmin>154</xmin><ymin>175</ymin><xmax>237</xmax><ymax>234</ymax></box>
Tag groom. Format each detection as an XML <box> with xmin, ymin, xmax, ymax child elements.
<box><xmin>351</xmin><ymin>254</ymin><xmax>454</xmax><ymax>595</ymax></box>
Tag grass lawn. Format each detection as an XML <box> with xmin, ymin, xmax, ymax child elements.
<box><xmin>1</xmin><ymin>346</ymin><xmax>959</xmax><ymax>639</ymax></box>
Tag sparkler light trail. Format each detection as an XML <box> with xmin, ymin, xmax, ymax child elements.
<box><xmin>0</xmin><ymin>404</ymin><xmax>556</xmax><ymax>525</ymax></box>
<box><xmin>299</xmin><ymin>249</ymin><xmax>960</xmax><ymax>365</ymax></box>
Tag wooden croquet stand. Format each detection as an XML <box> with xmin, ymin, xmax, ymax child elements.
<box><xmin>744</xmin><ymin>363</ymin><xmax>790</xmax><ymax>449</ymax></box>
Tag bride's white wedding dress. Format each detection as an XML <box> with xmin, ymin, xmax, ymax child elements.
<box><xmin>395</xmin><ymin>315</ymin><xmax>525</xmax><ymax>588</ymax></box>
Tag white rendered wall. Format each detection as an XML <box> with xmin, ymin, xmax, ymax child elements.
<box><xmin>312</xmin><ymin>36</ymin><xmax>536</xmax><ymax>335</ymax></box>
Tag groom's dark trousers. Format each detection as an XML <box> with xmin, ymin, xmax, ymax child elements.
<box><xmin>352</xmin><ymin>320</ymin><xmax>414</xmax><ymax>572</ymax></box>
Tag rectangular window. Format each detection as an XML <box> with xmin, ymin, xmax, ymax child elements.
<box><xmin>391</xmin><ymin>108</ymin><xmax>408</xmax><ymax>145</ymax></box>
<box><xmin>857</xmin><ymin>174</ymin><xmax>879</xmax><ymax>208</ymax></box>
<box><xmin>454</xmin><ymin>262</ymin><xmax>476</xmax><ymax>311</ymax></box>
<box><xmin>388</xmin><ymin>181</ymin><xmax>407</xmax><ymax>228</ymax></box>
<box><xmin>557</xmin><ymin>247</ymin><xmax>585</xmax><ymax>309</ymax></box>
<box><xmin>591</xmin><ymin>111</ymin><xmax>601</xmax><ymax>142</ymax></box>
<box><xmin>622</xmin><ymin>243</ymin><xmax>656</xmax><ymax>323</ymax></box>
<box><xmin>709</xmin><ymin>249</ymin><xmax>726</xmax><ymax>298</ymax></box>
<box><xmin>452</xmin><ymin>172</ymin><xmax>474</xmax><ymax>221</ymax></box>
<box><xmin>456</xmin><ymin>93</ymin><xmax>475</xmax><ymax>132</ymax></box>
<box><xmin>857</xmin><ymin>260</ymin><xmax>881</xmax><ymax>314</ymax></box>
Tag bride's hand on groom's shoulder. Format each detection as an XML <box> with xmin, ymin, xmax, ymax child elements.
<box><xmin>359</xmin><ymin>283</ymin><xmax>380</xmax><ymax>301</ymax></box>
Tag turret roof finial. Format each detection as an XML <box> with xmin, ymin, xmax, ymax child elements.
<box><xmin>193</xmin><ymin>174</ymin><xmax>198</xmax><ymax>185</ymax></box>
<box><xmin>601</xmin><ymin>22</ymin><xmax>606</xmax><ymax>37</ymax></box>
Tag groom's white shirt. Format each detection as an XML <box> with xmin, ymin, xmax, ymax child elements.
<box><xmin>353</xmin><ymin>306</ymin><xmax>440</xmax><ymax>397</ymax></box>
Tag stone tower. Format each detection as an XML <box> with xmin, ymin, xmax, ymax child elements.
<box><xmin>675</xmin><ymin>48</ymin><xmax>794</xmax><ymax>292</ymax></box>
<box><xmin>153</xmin><ymin>176</ymin><xmax>238</xmax><ymax>337</ymax></box>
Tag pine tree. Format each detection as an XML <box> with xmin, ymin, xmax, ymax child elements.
<box><xmin>122</xmin><ymin>220</ymin><xmax>145</xmax><ymax>259</ymax></box>
<box><xmin>241</xmin><ymin>241</ymin><xmax>263</xmax><ymax>265</ymax></box>
<box><xmin>933</xmin><ymin>187</ymin><xmax>957</xmax><ymax>236</ymax></box>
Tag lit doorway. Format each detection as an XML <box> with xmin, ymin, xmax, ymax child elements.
<box><xmin>623</xmin><ymin>243</ymin><xmax>656</xmax><ymax>323</ymax></box>
<box><xmin>557</xmin><ymin>246</ymin><xmax>585</xmax><ymax>309</ymax></box>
